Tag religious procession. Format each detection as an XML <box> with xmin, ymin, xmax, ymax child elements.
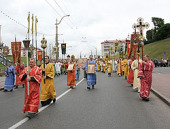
<box><xmin>0</xmin><ymin>1</ymin><xmax>170</xmax><ymax>129</ymax></box>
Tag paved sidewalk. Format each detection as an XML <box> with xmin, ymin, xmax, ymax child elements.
<box><xmin>0</xmin><ymin>77</ymin><xmax>5</xmax><ymax>90</ymax></box>
<box><xmin>152</xmin><ymin>73</ymin><xmax>170</xmax><ymax>106</ymax></box>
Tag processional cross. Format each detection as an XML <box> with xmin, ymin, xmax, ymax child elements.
<box><xmin>132</xmin><ymin>17</ymin><xmax>149</xmax><ymax>59</ymax></box>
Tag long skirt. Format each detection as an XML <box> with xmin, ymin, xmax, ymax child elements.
<box><xmin>140</xmin><ymin>71</ymin><xmax>152</xmax><ymax>98</ymax></box>
<box><xmin>127</xmin><ymin>69</ymin><xmax>134</xmax><ymax>84</ymax></box>
<box><xmin>87</xmin><ymin>74</ymin><xmax>96</xmax><ymax>86</ymax></box>
<box><xmin>67</xmin><ymin>71</ymin><xmax>76</xmax><ymax>86</ymax></box>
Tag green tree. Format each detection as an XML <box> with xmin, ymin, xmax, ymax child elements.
<box><xmin>152</xmin><ymin>17</ymin><xmax>164</xmax><ymax>30</ymax></box>
<box><xmin>155</xmin><ymin>23</ymin><xmax>170</xmax><ymax>41</ymax></box>
<box><xmin>145</xmin><ymin>17</ymin><xmax>165</xmax><ymax>44</ymax></box>
<box><xmin>146</xmin><ymin>29</ymin><xmax>153</xmax><ymax>41</ymax></box>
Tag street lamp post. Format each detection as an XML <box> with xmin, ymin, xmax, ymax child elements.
<box><xmin>55</xmin><ymin>15</ymin><xmax>70</xmax><ymax>60</ymax></box>
<box><xmin>41</xmin><ymin>36</ymin><xmax>47</xmax><ymax>84</ymax></box>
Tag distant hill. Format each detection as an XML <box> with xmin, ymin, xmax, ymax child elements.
<box><xmin>143</xmin><ymin>38</ymin><xmax>170</xmax><ymax>59</ymax></box>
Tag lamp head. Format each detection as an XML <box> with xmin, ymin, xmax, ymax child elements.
<box><xmin>23</xmin><ymin>40</ymin><xmax>31</xmax><ymax>49</ymax></box>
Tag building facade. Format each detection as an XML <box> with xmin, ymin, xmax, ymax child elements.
<box><xmin>21</xmin><ymin>47</ymin><xmax>42</xmax><ymax>59</ymax></box>
<box><xmin>101</xmin><ymin>40</ymin><xmax>126</xmax><ymax>57</ymax></box>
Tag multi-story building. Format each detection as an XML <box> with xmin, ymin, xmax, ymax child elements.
<box><xmin>101</xmin><ymin>40</ymin><xmax>126</xmax><ymax>57</ymax></box>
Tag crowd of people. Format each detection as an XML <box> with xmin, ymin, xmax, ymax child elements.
<box><xmin>152</xmin><ymin>58</ymin><xmax>169</xmax><ymax>67</ymax></box>
<box><xmin>95</xmin><ymin>54</ymin><xmax>154</xmax><ymax>101</ymax></box>
<box><xmin>3</xmin><ymin>53</ymin><xmax>154</xmax><ymax>118</ymax></box>
<box><xmin>3</xmin><ymin>55</ymin><xmax>98</xmax><ymax>118</ymax></box>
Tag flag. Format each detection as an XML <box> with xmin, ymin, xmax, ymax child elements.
<box><xmin>27</xmin><ymin>12</ymin><xmax>30</xmax><ymax>34</ymax></box>
<box><xmin>61</xmin><ymin>43</ymin><xmax>66</xmax><ymax>54</ymax></box>
<box><xmin>31</xmin><ymin>14</ymin><xmax>34</xmax><ymax>34</ymax></box>
<box><xmin>35</xmin><ymin>16</ymin><xmax>38</xmax><ymax>36</ymax></box>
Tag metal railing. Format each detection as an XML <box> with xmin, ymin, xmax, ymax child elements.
<box><xmin>0</xmin><ymin>53</ymin><xmax>10</xmax><ymax>66</ymax></box>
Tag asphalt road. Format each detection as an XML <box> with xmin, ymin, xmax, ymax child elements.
<box><xmin>0</xmin><ymin>70</ymin><xmax>170</xmax><ymax>129</ymax></box>
<box><xmin>153</xmin><ymin>67</ymin><xmax>170</xmax><ymax>74</ymax></box>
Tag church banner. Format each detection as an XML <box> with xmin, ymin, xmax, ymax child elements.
<box><xmin>38</xmin><ymin>51</ymin><xmax>43</xmax><ymax>61</ymax></box>
<box><xmin>128</xmin><ymin>34</ymin><xmax>140</xmax><ymax>59</ymax></box>
<box><xmin>61</xmin><ymin>43</ymin><xmax>66</xmax><ymax>55</ymax></box>
<box><xmin>126</xmin><ymin>42</ymin><xmax>131</xmax><ymax>56</ymax></box>
<box><xmin>11</xmin><ymin>42</ymin><xmax>21</xmax><ymax>64</ymax></box>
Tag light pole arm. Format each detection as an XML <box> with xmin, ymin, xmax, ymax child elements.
<box><xmin>57</xmin><ymin>15</ymin><xmax>70</xmax><ymax>25</ymax></box>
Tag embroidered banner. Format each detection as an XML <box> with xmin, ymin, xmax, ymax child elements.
<box><xmin>61</xmin><ymin>43</ymin><xmax>66</xmax><ymax>55</ymax></box>
<box><xmin>11</xmin><ymin>42</ymin><xmax>21</xmax><ymax>64</ymax></box>
<box><xmin>38</xmin><ymin>51</ymin><xmax>43</xmax><ymax>61</ymax></box>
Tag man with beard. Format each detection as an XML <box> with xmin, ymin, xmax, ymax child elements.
<box><xmin>40</xmin><ymin>56</ymin><xmax>56</xmax><ymax>106</ymax></box>
<box><xmin>20</xmin><ymin>58</ymin><xmax>42</xmax><ymax>118</ymax></box>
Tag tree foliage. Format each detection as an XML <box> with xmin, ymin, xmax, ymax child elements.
<box><xmin>145</xmin><ymin>17</ymin><xmax>167</xmax><ymax>44</ymax></box>
<box><xmin>146</xmin><ymin>29</ymin><xmax>154</xmax><ymax>41</ymax></box>
<box><xmin>152</xmin><ymin>17</ymin><xmax>164</xmax><ymax>30</ymax></box>
<box><xmin>154</xmin><ymin>23</ymin><xmax>170</xmax><ymax>41</ymax></box>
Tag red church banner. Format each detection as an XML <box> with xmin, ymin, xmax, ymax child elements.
<box><xmin>126</xmin><ymin>42</ymin><xmax>131</xmax><ymax>56</ymax></box>
<box><xmin>11</xmin><ymin>42</ymin><xmax>21</xmax><ymax>64</ymax></box>
<box><xmin>38</xmin><ymin>51</ymin><xmax>43</xmax><ymax>61</ymax></box>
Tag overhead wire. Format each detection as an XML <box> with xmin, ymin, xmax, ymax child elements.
<box><xmin>45</xmin><ymin>0</ymin><xmax>61</xmax><ymax>17</ymax></box>
<box><xmin>53</xmin><ymin>0</ymin><xmax>86</xmax><ymax>38</ymax></box>
<box><xmin>45</xmin><ymin>0</ymin><xmax>74</xmax><ymax>29</ymax></box>
<box><xmin>0</xmin><ymin>10</ymin><xmax>56</xmax><ymax>36</ymax></box>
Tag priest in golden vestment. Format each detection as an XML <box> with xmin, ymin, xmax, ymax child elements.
<box><xmin>102</xmin><ymin>60</ymin><xmax>106</xmax><ymax>73</ymax></box>
<box><xmin>131</xmin><ymin>54</ymin><xmax>142</xmax><ymax>92</ymax></box>
<box><xmin>96</xmin><ymin>57</ymin><xmax>101</xmax><ymax>72</ymax></box>
<box><xmin>67</xmin><ymin>55</ymin><xmax>76</xmax><ymax>89</ymax></box>
<box><xmin>107</xmin><ymin>58</ymin><xmax>113</xmax><ymax>77</ymax></box>
<box><xmin>123</xmin><ymin>56</ymin><xmax>129</xmax><ymax>80</ymax></box>
<box><xmin>40</xmin><ymin>56</ymin><xmax>56</xmax><ymax>106</ymax></box>
<box><xmin>117</xmin><ymin>58</ymin><xmax>123</xmax><ymax>77</ymax></box>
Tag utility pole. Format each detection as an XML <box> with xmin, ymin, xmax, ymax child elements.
<box><xmin>55</xmin><ymin>15</ymin><xmax>70</xmax><ymax>60</ymax></box>
<box><xmin>55</xmin><ymin>19</ymin><xmax>59</xmax><ymax>60</ymax></box>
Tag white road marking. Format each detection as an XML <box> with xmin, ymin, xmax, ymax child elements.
<box><xmin>8</xmin><ymin>78</ymin><xmax>85</xmax><ymax>129</ymax></box>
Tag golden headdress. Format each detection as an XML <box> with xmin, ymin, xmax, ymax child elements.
<box><xmin>71</xmin><ymin>55</ymin><xmax>75</xmax><ymax>60</ymax></box>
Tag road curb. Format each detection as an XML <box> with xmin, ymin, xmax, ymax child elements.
<box><xmin>151</xmin><ymin>87</ymin><xmax>170</xmax><ymax>106</ymax></box>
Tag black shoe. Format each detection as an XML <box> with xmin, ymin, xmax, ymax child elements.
<box><xmin>26</xmin><ymin>113</ymin><xmax>37</xmax><ymax>119</ymax></box>
<box><xmin>10</xmin><ymin>89</ymin><xmax>13</xmax><ymax>92</ymax></box>
<box><xmin>53</xmin><ymin>99</ymin><xmax>56</xmax><ymax>103</ymax></box>
<box><xmin>92</xmin><ymin>85</ymin><xmax>94</xmax><ymax>89</ymax></box>
<box><xmin>145</xmin><ymin>98</ymin><xmax>150</xmax><ymax>101</ymax></box>
<box><xmin>15</xmin><ymin>86</ymin><xmax>18</xmax><ymax>89</ymax></box>
<box><xmin>3</xmin><ymin>89</ymin><xmax>7</xmax><ymax>92</ymax></box>
<box><xmin>142</xmin><ymin>98</ymin><xmax>146</xmax><ymax>101</ymax></box>
<box><xmin>23</xmin><ymin>84</ymin><xmax>25</xmax><ymax>88</ymax></box>
<box><xmin>87</xmin><ymin>87</ymin><xmax>90</xmax><ymax>90</ymax></box>
<box><xmin>142</xmin><ymin>98</ymin><xmax>149</xmax><ymax>101</ymax></box>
